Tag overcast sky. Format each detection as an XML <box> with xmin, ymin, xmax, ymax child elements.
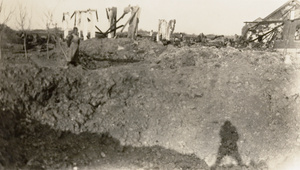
<box><xmin>1</xmin><ymin>0</ymin><xmax>291</xmax><ymax>35</ymax></box>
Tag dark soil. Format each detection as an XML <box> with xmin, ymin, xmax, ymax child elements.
<box><xmin>0</xmin><ymin>108</ymin><xmax>209</xmax><ymax>170</ymax></box>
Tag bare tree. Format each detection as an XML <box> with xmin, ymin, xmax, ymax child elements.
<box><xmin>0</xmin><ymin>0</ymin><xmax>13</xmax><ymax>59</ymax></box>
<box><xmin>16</xmin><ymin>3</ymin><xmax>31</xmax><ymax>58</ymax></box>
<box><xmin>45</xmin><ymin>10</ymin><xmax>54</xmax><ymax>58</ymax></box>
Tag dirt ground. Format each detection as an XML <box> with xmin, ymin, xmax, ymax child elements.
<box><xmin>1</xmin><ymin>38</ymin><xmax>300</xmax><ymax>170</ymax></box>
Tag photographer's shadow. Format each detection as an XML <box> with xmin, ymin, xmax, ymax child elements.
<box><xmin>211</xmin><ymin>120</ymin><xmax>243</xmax><ymax>169</ymax></box>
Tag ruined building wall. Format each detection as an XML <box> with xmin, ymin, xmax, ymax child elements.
<box><xmin>274</xmin><ymin>20</ymin><xmax>300</xmax><ymax>48</ymax></box>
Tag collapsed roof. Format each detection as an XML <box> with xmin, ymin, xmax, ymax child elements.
<box><xmin>242</xmin><ymin>0</ymin><xmax>300</xmax><ymax>49</ymax></box>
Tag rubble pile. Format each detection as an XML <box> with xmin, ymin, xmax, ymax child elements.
<box><xmin>79</xmin><ymin>38</ymin><xmax>166</xmax><ymax>69</ymax></box>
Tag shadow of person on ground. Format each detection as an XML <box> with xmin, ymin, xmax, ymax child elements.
<box><xmin>211</xmin><ymin>120</ymin><xmax>243</xmax><ymax>170</ymax></box>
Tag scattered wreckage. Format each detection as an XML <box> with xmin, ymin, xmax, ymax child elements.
<box><xmin>16</xmin><ymin>30</ymin><xmax>59</xmax><ymax>52</ymax></box>
<box><xmin>19</xmin><ymin>0</ymin><xmax>300</xmax><ymax>53</ymax></box>
<box><xmin>62</xmin><ymin>5</ymin><xmax>141</xmax><ymax>40</ymax></box>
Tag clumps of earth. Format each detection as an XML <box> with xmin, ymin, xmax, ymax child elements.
<box><xmin>1</xmin><ymin>37</ymin><xmax>300</xmax><ymax>170</ymax></box>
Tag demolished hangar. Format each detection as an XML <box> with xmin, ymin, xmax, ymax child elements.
<box><xmin>243</xmin><ymin>0</ymin><xmax>300</xmax><ymax>49</ymax></box>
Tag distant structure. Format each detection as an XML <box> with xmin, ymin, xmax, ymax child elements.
<box><xmin>127</xmin><ymin>6</ymin><xmax>141</xmax><ymax>40</ymax></box>
<box><xmin>156</xmin><ymin>19</ymin><xmax>176</xmax><ymax>42</ymax></box>
<box><xmin>106</xmin><ymin>7</ymin><xmax>117</xmax><ymax>38</ymax></box>
<box><xmin>66</xmin><ymin>9</ymin><xmax>98</xmax><ymax>41</ymax></box>
<box><xmin>243</xmin><ymin>0</ymin><xmax>300</xmax><ymax>49</ymax></box>
<box><xmin>62</xmin><ymin>12</ymin><xmax>71</xmax><ymax>40</ymax></box>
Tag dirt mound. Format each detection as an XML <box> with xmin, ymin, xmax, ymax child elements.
<box><xmin>1</xmin><ymin>39</ymin><xmax>300</xmax><ymax>169</ymax></box>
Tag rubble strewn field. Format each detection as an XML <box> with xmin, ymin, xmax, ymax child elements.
<box><xmin>1</xmin><ymin>38</ymin><xmax>300</xmax><ymax>170</ymax></box>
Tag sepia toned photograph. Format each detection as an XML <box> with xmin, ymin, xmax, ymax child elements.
<box><xmin>0</xmin><ymin>0</ymin><xmax>300</xmax><ymax>169</ymax></box>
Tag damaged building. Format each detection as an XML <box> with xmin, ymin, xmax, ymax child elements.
<box><xmin>62</xmin><ymin>9</ymin><xmax>98</xmax><ymax>40</ymax></box>
<box><xmin>243</xmin><ymin>0</ymin><xmax>300</xmax><ymax>50</ymax></box>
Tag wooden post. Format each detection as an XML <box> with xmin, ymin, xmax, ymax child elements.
<box><xmin>106</xmin><ymin>7</ymin><xmax>117</xmax><ymax>38</ymax></box>
<box><xmin>62</xmin><ymin>12</ymin><xmax>70</xmax><ymax>40</ymax></box>
<box><xmin>166</xmin><ymin>19</ymin><xmax>176</xmax><ymax>41</ymax></box>
<box><xmin>157</xmin><ymin>20</ymin><xmax>162</xmax><ymax>42</ymax></box>
<box><xmin>127</xmin><ymin>6</ymin><xmax>140</xmax><ymax>40</ymax></box>
<box><xmin>120</xmin><ymin>7</ymin><xmax>139</xmax><ymax>33</ymax></box>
